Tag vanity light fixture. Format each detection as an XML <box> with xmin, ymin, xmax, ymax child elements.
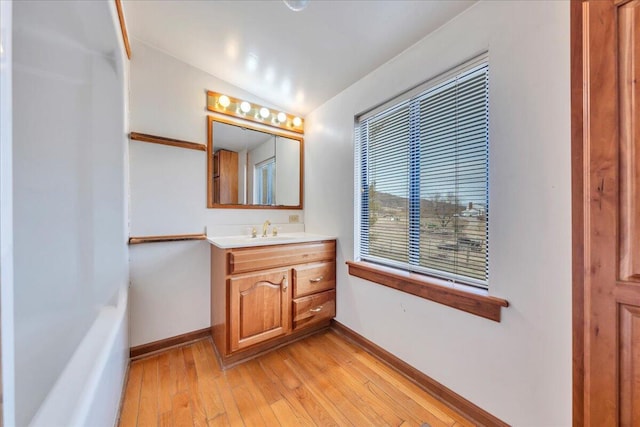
<box><xmin>206</xmin><ymin>90</ymin><xmax>304</xmax><ymax>134</ymax></box>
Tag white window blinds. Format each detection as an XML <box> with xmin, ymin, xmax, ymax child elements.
<box><xmin>357</xmin><ymin>57</ymin><xmax>489</xmax><ymax>288</ymax></box>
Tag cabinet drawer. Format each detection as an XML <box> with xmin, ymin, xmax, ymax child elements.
<box><xmin>229</xmin><ymin>241</ymin><xmax>335</xmax><ymax>274</ymax></box>
<box><xmin>293</xmin><ymin>261</ymin><xmax>336</xmax><ymax>298</ymax></box>
<box><xmin>292</xmin><ymin>290</ymin><xmax>335</xmax><ymax>330</ymax></box>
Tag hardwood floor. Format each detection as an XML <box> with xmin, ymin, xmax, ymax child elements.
<box><xmin>118</xmin><ymin>330</ymin><xmax>475</xmax><ymax>426</ymax></box>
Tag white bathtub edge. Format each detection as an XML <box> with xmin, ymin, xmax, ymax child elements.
<box><xmin>29</xmin><ymin>284</ymin><xmax>129</xmax><ymax>427</ymax></box>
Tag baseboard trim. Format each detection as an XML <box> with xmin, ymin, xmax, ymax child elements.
<box><xmin>214</xmin><ymin>323</ymin><xmax>331</xmax><ymax>370</ymax></box>
<box><xmin>130</xmin><ymin>328</ymin><xmax>211</xmax><ymax>359</ymax></box>
<box><xmin>330</xmin><ymin>320</ymin><xmax>509</xmax><ymax>427</ymax></box>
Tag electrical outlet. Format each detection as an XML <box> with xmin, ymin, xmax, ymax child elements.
<box><xmin>289</xmin><ymin>214</ymin><xmax>300</xmax><ymax>223</ymax></box>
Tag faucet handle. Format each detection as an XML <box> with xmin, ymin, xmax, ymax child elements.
<box><xmin>272</xmin><ymin>227</ymin><xmax>278</xmax><ymax>237</ymax></box>
<box><xmin>251</xmin><ymin>227</ymin><xmax>257</xmax><ymax>238</ymax></box>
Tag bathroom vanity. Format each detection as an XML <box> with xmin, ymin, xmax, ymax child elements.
<box><xmin>208</xmin><ymin>234</ymin><xmax>336</xmax><ymax>367</ymax></box>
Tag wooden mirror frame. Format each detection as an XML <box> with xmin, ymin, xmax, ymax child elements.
<box><xmin>207</xmin><ymin>115</ymin><xmax>304</xmax><ymax>209</ymax></box>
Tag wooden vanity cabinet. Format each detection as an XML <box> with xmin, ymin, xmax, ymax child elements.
<box><xmin>210</xmin><ymin>240</ymin><xmax>336</xmax><ymax>367</ymax></box>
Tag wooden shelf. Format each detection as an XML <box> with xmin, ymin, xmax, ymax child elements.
<box><xmin>128</xmin><ymin>233</ymin><xmax>207</xmax><ymax>245</ymax></box>
<box><xmin>129</xmin><ymin>132</ymin><xmax>206</xmax><ymax>152</ymax></box>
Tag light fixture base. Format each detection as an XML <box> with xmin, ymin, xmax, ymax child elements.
<box><xmin>283</xmin><ymin>0</ymin><xmax>309</xmax><ymax>12</ymax></box>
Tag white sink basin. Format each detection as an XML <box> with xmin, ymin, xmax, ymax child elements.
<box><xmin>207</xmin><ymin>232</ymin><xmax>336</xmax><ymax>249</ymax></box>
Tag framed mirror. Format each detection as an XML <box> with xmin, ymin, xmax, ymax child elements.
<box><xmin>207</xmin><ymin>116</ymin><xmax>303</xmax><ymax>209</ymax></box>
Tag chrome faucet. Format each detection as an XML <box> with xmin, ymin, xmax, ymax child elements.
<box><xmin>262</xmin><ymin>219</ymin><xmax>271</xmax><ymax>237</ymax></box>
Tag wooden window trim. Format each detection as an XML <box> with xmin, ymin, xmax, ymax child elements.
<box><xmin>346</xmin><ymin>261</ymin><xmax>508</xmax><ymax>322</ymax></box>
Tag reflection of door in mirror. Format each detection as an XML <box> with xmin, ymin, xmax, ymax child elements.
<box><xmin>213</xmin><ymin>149</ymin><xmax>238</xmax><ymax>204</ymax></box>
<box><xmin>208</xmin><ymin>116</ymin><xmax>303</xmax><ymax>208</ymax></box>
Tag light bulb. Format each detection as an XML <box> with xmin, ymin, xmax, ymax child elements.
<box><xmin>293</xmin><ymin>116</ymin><xmax>302</xmax><ymax>127</ymax></box>
<box><xmin>240</xmin><ymin>101</ymin><xmax>251</xmax><ymax>113</ymax></box>
<box><xmin>218</xmin><ymin>95</ymin><xmax>230</xmax><ymax>108</ymax></box>
<box><xmin>277</xmin><ymin>112</ymin><xmax>286</xmax><ymax>123</ymax></box>
<box><xmin>259</xmin><ymin>107</ymin><xmax>270</xmax><ymax>119</ymax></box>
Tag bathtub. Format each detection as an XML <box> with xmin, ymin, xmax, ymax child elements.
<box><xmin>29</xmin><ymin>284</ymin><xmax>129</xmax><ymax>427</ymax></box>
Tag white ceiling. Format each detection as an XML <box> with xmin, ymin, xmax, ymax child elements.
<box><xmin>122</xmin><ymin>0</ymin><xmax>476</xmax><ymax>116</ymax></box>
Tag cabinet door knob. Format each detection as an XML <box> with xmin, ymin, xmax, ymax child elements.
<box><xmin>281</xmin><ymin>275</ymin><xmax>288</xmax><ymax>292</ymax></box>
<box><xmin>309</xmin><ymin>276</ymin><xmax>324</xmax><ymax>283</ymax></box>
<box><xmin>310</xmin><ymin>306</ymin><xmax>323</xmax><ymax>313</ymax></box>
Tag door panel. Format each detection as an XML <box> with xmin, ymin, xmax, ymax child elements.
<box><xmin>620</xmin><ymin>304</ymin><xmax>640</xmax><ymax>426</ymax></box>
<box><xmin>619</xmin><ymin>0</ymin><xmax>640</xmax><ymax>283</ymax></box>
<box><xmin>576</xmin><ymin>0</ymin><xmax>640</xmax><ymax>424</ymax></box>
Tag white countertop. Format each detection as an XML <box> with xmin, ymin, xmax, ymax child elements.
<box><xmin>207</xmin><ymin>232</ymin><xmax>336</xmax><ymax>249</ymax></box>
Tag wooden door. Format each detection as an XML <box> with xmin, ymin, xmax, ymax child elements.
<box><xmin>573</xmin><ymin>0</ymin><xmax>640</xmax><ymax>424</ymax></box>
<box><xmin>218</xmin><ymin>150</ymin><xmax>238</xmax><ymax>204</ymax></box>
<box><xmin>229</xmin><ymin>269</ymin><xmax>290</xmax><ymax>352</ymax></box>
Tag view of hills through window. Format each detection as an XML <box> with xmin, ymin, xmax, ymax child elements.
<box><xmin>367</xmin><ymin>187</ymin><xmax>487</xmax><ymax>282</ymax></box>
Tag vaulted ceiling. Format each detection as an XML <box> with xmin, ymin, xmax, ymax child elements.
<box><xmin>122</xmin><ymin>0</ymin><xmax>476</xmax><ymax>115</ymax></box>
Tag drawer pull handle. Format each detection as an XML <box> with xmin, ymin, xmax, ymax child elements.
<box><xmin>310</xmin><ymin>306</ymin><xmax>323</xmax><ymax>313</ymax></box>
<box><xmin>281</xmin><ymin>275</ymin><xmax>288</xmax><ymax>292</ymax></box>
<box><xmin>309</xmin><ymin>276</ymin><xmax>324</xmax><ymax>283</ymax></box>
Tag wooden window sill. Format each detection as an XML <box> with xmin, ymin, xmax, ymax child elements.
<box><xmin>346</xmin><ymin>261</ymin><xmax>509</xmax><ymax>322</ymax></box>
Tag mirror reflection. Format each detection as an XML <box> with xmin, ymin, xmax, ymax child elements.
<box><xmin>209</xmin><ymin>118</ymin><xmax>302</xmax><ymax>207</ymax></box>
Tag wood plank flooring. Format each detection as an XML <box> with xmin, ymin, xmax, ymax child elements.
<box><xmin>118</xmin><ymin>330</ymin><xmax>475</xmax><ymax>427</ymax></box>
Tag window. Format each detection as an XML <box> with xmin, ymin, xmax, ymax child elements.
<box><xmin>356</xmin><ymin>56</ymin><xmax>489</xmax><ymax>289</ymax></box>
<box><xmin>255</xmin><ymin>158</ymin><xmax>276</xmax><ymax>205</ymax></box>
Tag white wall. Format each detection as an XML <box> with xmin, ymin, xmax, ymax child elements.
<box><xmin>304</xmin><ymin>1</ymin><xmax>571</xmax><ymax>425</ymax></box>
<box><xmin>11</xmin><ymin>1</ymin><xmax>129</xmax><ymax>425</ymax></box>
<box><xmin>129</xmin><ymin>41</ymin><xmax>304</xmax><ymax>346</ymax></box>
<box><xmin>0</xmin><ymin>1</ymin><xmax>16</xmax><ymax>425</ymax></box>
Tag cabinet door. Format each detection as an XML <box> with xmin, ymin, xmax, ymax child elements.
<box><xmin>229</xmin><ymin>269</ymin><xmax>290</xmax><ymax>352</ymax></box>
